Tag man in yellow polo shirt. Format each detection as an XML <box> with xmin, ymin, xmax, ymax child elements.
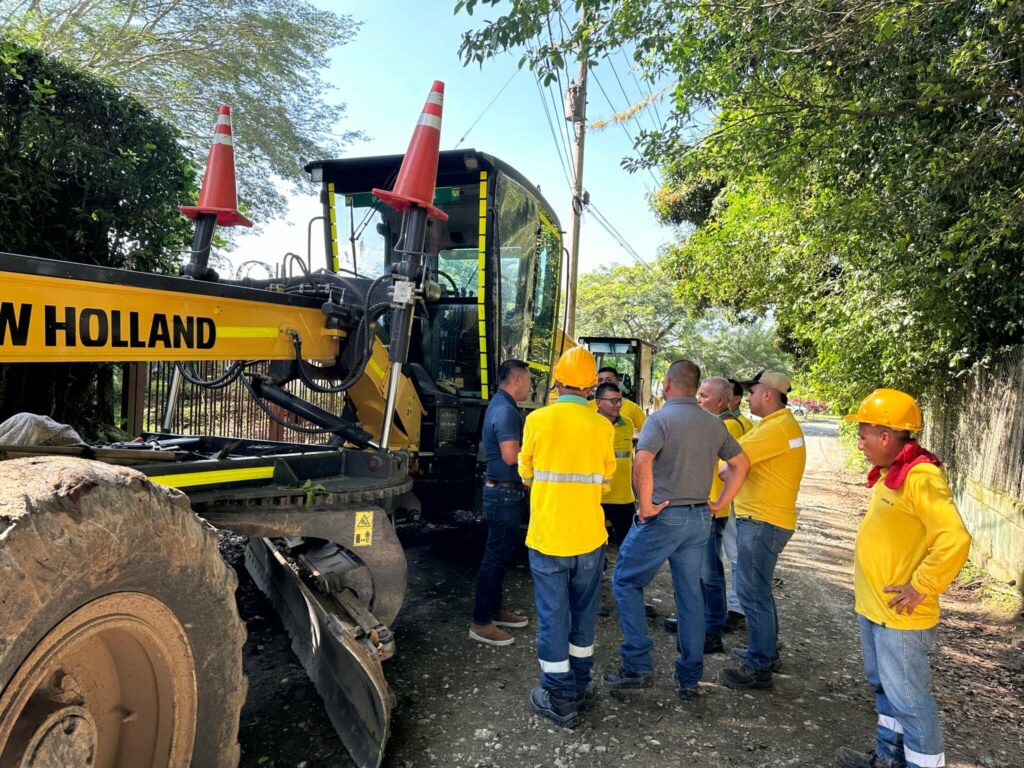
<box><xmin>593</xmin><ymin>380</ymin><xmax>636</xmax><ymax>547</ymax></box>
<box><xmin>519</xmin><ymin>346</ymin><xmax>616</xmax><ymax>729</ymax></box>
<box><xmin>720</xmin><ymin>369</ymin><xmax>806</xmax><ymax>691</ymax></box>
<box><xmin>835</xmin><ymin>389</ymin><xmax>970</xmax><ymax>768</ymax></box>
<box><xmin>590</xmin><ymin>366</ymin><xmax>646</xmax><ymax>435</ymax></box>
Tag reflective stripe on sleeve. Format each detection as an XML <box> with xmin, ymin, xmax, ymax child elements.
<box><xmin>903</xmin><ymin>747</ymin><xmax>944</xmax><ymax>767</ymax></box>
<box><xmin>614</xmin><ymin>450</ymin><xmax>632</xmax><ymax>458</ymax></box>
<box><xmin>878</xmin><ymin>715</ymin><xmax>904</xmax><ymax>734</ymax></box>
<box><xmin>568</xmin><ymin>644</ymin><xmax>593</xmax><ymax>658</ymax></box>
<box><xmin>533</xmin><ymin>470</ymin><xmax>605</xmax><ymax>485</ymax></box>
<box><xmin>538</xmin><ymin>658</ymin><xmax>570</xmax><ymax>673</ymax></box>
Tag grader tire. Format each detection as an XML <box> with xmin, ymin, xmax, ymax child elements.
<box><xmin>0</xmin><ymin>457</ymin><xmax>246</xmax><ymax>768</ymax></box>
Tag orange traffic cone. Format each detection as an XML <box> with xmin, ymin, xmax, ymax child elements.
<box><xmin>180</xmin><ymin>105</ymin><xmax>253</xmax><ymax>228</ymax></box>
<box><xmin>372</xmin><ymin>81</ymin><xmax>448</xmax><ymax>221</ymax></box>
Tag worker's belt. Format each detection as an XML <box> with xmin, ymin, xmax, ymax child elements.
<box><xmin>485</xmin><ymin>479</ymin><xmax>525</xmax><ymax>490</ymax></box>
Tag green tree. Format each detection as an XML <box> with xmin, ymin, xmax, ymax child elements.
<box><xmin>0</xmin><ymin>37</ymin><xmax>193</xmax><ymax>437</ymax></box>
<box><xmin>575</xmin><ymin>259</ymin><xmax>791</xmax><ymax>381</ymax></box>
<box><xmin>575</xmin><ymin>261</ymin><xmax>684</xmax><ymax>349</ymax></box>
<box><xmin>1</xmin><ymin>0</ymin><xmax>361</xmax><ymax>221</ymax></box>
<box><xmin>458</xmin><ymin>1</ymin><xmax>1024</xmax><ymax>409</ymax></box>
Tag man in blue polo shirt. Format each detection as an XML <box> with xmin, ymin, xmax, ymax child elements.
<box><xmin>470</xmin><ymin>359</ymin><xmax>533</xmax><ymax>646</ymax></box>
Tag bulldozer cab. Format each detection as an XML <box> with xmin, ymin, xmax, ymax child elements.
<box><xmin>307</xmin><ymin>150</ymin><xmax>563</xmax><ymax>510</ymax></box>
<box><xmin>578</xmin><ymin>336</ymin><xmax>657</xmax><ymax>413</ymax></box>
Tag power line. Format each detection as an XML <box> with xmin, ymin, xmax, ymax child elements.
<box><xmin>533</xmin><ymin>74</ymin><xmax>574</xmax><ymax>192</ymax></box>
<box><xmin>590</xmin><ymin>69</ymin><xmax>661</xmax><ymax>186</ymax></box>
<box><xmin>455</xmin><ymin>68</ymin><xmax>519</xmax><ymax>149</ymax></box>
<box><xmin>619</xmin><ymin>47</ymin><xmax>663</xmax><ymax>131</ymax></box>
<box><xmin>545</xmin><ymin>13</ymin><xmax>578</xmax><ymax>185</ymax></box>
<box><xmin>586</xmin><ymin>201</ymin><xmax>656</xmax><ymax>273</ymax></box>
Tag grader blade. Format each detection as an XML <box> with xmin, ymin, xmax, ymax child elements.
<box><xmin>245</xmin><ymin>537</ymin><xmax>392</xmax><ymax>768</ymax></box>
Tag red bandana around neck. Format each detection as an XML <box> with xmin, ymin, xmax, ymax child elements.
<box><xmin>867</xmin><ymin>439</ymin><xmax>942</xmax><ymax>490</ymax></box>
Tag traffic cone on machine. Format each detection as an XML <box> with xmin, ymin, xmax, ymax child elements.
<box><xmin>180</xmin><ymin>105</ymin><xmax>253</xmax><ymax>228</ymax></box>
<box><xmin>372</xmin><ymin>81</ymin><xmax>448</xmax><ymax>221</ymax></box>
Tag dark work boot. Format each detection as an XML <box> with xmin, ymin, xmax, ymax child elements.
<box><xmin>663</xmin><ymin>614</ymin><xmax>678</xmax><ymax>632</ymax></box>
<box><xmin>723</xmin><ymin>611</ymin><xmax>747</xmax><ymax>633</ymax></box>
<box><xmin>529</xmin><ymin>687</ymin><xmax>579</xmax><ymax>728</ymax></box>
<box><xmin>601</xmin><ymin>667</ymin><xmax>654</xmax><ymax>689</ymax></box>
<box><xmin>703</xmin><ymin>633</ymin><xmax>725</xmax><ymax>654</ymax></box>
<box><xmin>729</xmin><ymin>645</ymin><xmax>782</xmax><ymax>672</ymax></box>
<box><xmin>719</xmin><ymin>663</ymin><xmax>773</xmax><ymax>690</ymax></box>
<box><xmin>834</xmin><ymin>747</ymin><xmax>896</xmax><ymax>768</ymax></box>
<box><xmin>575</xmin><ymin>680</ymin><xmax>598</xmax><ymax>710</ymax></box>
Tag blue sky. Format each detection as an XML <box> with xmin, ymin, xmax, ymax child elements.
<box><xmin>228</xmin><ymin>1</ymin><xmax>676</xmax><ymax>276</ymax></box>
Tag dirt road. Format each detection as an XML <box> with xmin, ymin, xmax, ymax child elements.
<box><xmin>231</xmin><ymin>418</ymin><xmax>1023</xmax><ymax>768</ymax></box>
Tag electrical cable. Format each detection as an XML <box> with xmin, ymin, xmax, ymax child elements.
<box><xmin>455</xmin><ymin>68</ymin><xmax>519</xmax><ymax>149</ymax></box>
<box><xmin>620</xmin><ymin>47</ymin><xmax>663</xmax><ymax>130</ymax></box>
<box><xmin>590</xmin><ymin>69</ymin><xmax>662</xmax><ymax>186</ymax></box>
<box><xmin>586</xmin><ymin>202</ymin><xmax>656</xmax><ymax>273</ymax></box>
<box><xmin>533</xmin><ymin>75</ymin><xmax>574</xmax><ymax>191</ymax></box>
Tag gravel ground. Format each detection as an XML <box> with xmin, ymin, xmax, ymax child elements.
<box><xmin>227</xmin><ymin>418</ymin><xmax>1023</xmax><ymax>768</ymax></box>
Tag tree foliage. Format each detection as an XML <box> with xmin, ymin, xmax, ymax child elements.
<box><xmin>458</xmin><ymin>0</ymin><xmax>1024</xmax><ymax>409</ymax></box>
<box><xmin>574</xmin><ymin>260</ymin><xmax>792</xmax><ymax>382</ymax></box>
<box><xmin>1</xmin><ymin>0</ymin><xmax>361</xmax><ymax>221</ymax></box>
<box><xmin>0</xmin><ymin>37</ymin><xmax>192</xmax><ymax>436</ymax></box>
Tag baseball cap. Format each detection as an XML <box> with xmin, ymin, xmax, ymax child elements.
<box><xmin>738</xmin><ymin>369</ymin><xmax>792</xmax><ymax>394</ymax></box>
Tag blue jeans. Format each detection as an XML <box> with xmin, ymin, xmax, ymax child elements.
<box><xmin>859</xmin><ymin>616</ymin><xmax>945</xmax><ymax>768</ymax></box>
<box><xmin>529</xmin><ymin>544</ymin><xmax>605</xmax><ymax>700</ymax></box>
<box><xmin>735</xmin><ymin>518</ymin><xmax>793</xmax><ymax>670</ymax></box>
<box><xmin>722</xmin><ymin>507</ymin><xmax>744</xmax><ymax>614</ymax></box>
<box><xmin>702</xmin><ymin>516</ymin><xmax>728</xmax><ymax>636</ymax></box>
<box><xmin>472</xmin><ymin>485</ymin><xmax>526</xmax><ymax>625</ymax></box>
<box><xmin>612</xmin><ymin>504</ymin><xmax>711</xmax><ymax>688</ymax></box>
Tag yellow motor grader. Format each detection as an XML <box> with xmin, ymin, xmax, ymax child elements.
<box><xmin>0</xmin><ymin>83</ymin><xmax>566</xmax><ymax>767</ymax></box>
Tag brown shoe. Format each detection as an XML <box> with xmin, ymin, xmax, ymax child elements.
<box><xmin>492</xmin><ymin>608</ymin><xmax>529</xmax><ymax>628</ymax></box>
<box><xmin>469</xmin><ymin>622</ymin><xmax>514</xmax><ymax>646</ymax></box>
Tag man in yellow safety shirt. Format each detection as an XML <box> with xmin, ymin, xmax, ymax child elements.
<box><xmin>593</xmin><ymin>380</ymin><xmax>636</xmax><ymax>547</ymax></box>
<box><xmin>519</xmin><ymin>346</ymin><xmax>616</xmax><ymax>729</ymax></box>
<box><xmin>719</xmin><ymin>369</ymin><xmax>806</xmax><ymax>691</ymax></box>
<box><xmin>590</xmin><ymin>366</ymin><xmax>646</xmax><ymax>435</ymax></box>
<box><xmin>835</xmin><ymin>389</ymin><xmax>970</xmax><ymax>768</ymax></box>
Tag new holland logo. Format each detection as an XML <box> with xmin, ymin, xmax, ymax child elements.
<box><xmin>0</xmin><ymin>303</ymin><xmax>216</xmax><ymax>349</ymax></box>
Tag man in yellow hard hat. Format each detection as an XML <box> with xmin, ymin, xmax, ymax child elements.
<box><xmin>590</xmin><ymin>366</ymin><xmax>647</xmax><ymax>435</ymax></box>
<box><xmin>720</xmin><ymin>369</ymin><xmax>806</xmax><ymax>691</ymax></box>
<box><xmin>519</xmin><ymin>346</ymin><xmax>616</xmax><ymax>729</ymax></box>
<box><xmin>835</xmin><ymin>389</ymin><xmax>971</xmax><ymax>768</ymax></box>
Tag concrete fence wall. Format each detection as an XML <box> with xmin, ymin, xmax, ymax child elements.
<box><xmin>922</xmin><ymin>346</ymin><xmax>1024</xmax><ymax>590</ymax></box>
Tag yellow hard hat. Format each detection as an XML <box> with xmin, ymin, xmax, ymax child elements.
<box><xmin>553</xmin><ymin>346</ymin><xmax>598</xmax><ymax>389</ymax></box>
<box><xmin>843</xmin><ymin>388</ymin><xmax>922</xmax><ymax>432</ymax></box>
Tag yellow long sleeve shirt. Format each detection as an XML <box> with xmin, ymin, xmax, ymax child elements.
<box><xmin>604</xmin><ymin>416</ymin><xmax>635</xmax><ymax>504</ymax></box>
<box><xmin>710</xmin><ymin>415</ymin><xmax>746</xmax><ymax>518</ymax></box>
<box><xmin>520</xmin><ymin>395</ymin><xmax>617</xmax><ymax>556</ymax></box>
<box><xmin>855</xmin><ymin>462</ymin><xmax>971</xmax><ymax>630</ymax></box>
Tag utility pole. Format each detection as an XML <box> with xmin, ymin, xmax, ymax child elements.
<box><xmin>563</xmin><ymin>52</ymin><xmax>588</xmax><ymax>339</ymax></box>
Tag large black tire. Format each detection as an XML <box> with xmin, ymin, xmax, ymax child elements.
<box><xmin>0</xmin><ymin>457</ymin><xmax>246</xmax><ymax>767</ymax></box>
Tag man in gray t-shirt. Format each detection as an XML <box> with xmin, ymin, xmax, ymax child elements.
<box><xmin>605</xmin><ymin>360</ymin><xmax>750</xmax><ymax>700</ymax></box>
